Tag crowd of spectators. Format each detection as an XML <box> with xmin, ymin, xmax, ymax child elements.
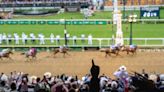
<box><xmin>0</xmin><ymin>61</ymin><xmax>164</xmax><ymax>92</ymax></box>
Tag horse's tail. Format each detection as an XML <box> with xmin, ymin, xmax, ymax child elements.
<box><xmin>99</xmin><ymin>48</ymin><xmax>107</xmax><ymax>52</ymax></box>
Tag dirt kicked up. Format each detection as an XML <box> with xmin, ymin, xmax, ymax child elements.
<box><xmin>0</xmin><ymin>51</ymin><xmax>164</xmax><ymax>78</ymax></box>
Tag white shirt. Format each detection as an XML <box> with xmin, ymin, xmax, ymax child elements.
<box><xmin>73</xmin><ymin>36</ymin><xmax>77</xmax><ymax>40</ymax></box>
<box><xmin>50</xmin><ymin>33</ymin><xmax>54</xmax><ymax>38</ymax></box>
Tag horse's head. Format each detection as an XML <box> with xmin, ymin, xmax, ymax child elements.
<box><xmin>119</xmin><ymin>45</ymin><xmax>126</xmax><ymax>51</ymax></box>
<box><xmin>63</xmin><ymin>47</ymin><xmax>70</xmax><ymax>51</ymax></box>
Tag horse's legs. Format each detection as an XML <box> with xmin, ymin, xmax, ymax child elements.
<box><xmin>65</xmin><ymin>52</ymin><xmax>70</xmax><ymax>56</ymax></box>
<box><xmin>8</xmin><ymin>56</ymin><xmax>13</xmax><ymax>61</ymax></box>
<box><xmin>26</xmin><ymin>56</ymin><xmax>30</xmax><ymax>62</ymax></box>
<box><xmin>105</xmin><ymin>52</ymin><xmax>109</xmax><ymax>57</ymax></box>
<box><xmin>63</xmin><ymin>53</ymin><xmax>65</xmax><ymax>58</ymax></box>
<box><xmin>108</xmin><ymin>52</ymin><xmax>111</xmax><ymax>57</ymax></box>
<box><xmin>0</xmin><ymin>57</ymin><xmax>2</xmax><ymax>60</ymax></box>
<box><xmin>134</xmin><ymin>50</ymin><xmax>137</xmax><ymax>55</ymax></box>
<box><xmin>127</xmin><ymin>51</ymin><xmax>129</xmax><ymax>55</ymax></box>
<box><xmin>53</xmin><ymin>52</ymin><xmax>58</xmax><ymax>58</ymax></box>
<box><xmin>33</xmin><ymin>55</ymin><xmax>37</xmax><ymax>60</ymax></box>
<box><xmin>105</xmin><ymin>53</ymin><xmax>107</xmax><ymax>57</ymax></box>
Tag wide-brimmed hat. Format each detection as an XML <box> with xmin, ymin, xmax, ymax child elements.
<box><xmin>44</xmin><ymin>72</ymin><xmax>52</xmax><ymax>78</ymax></box>
<box><xmin>149</xmin><ymin>74</ymin><xmax>157</xmax><ymax>82</ymax></box>
<box><xmin>30</xmin><ymin>76</ymin><xmax>37</xmax><ymax>80</ymax></box>
<box><xmin>28</xmin><ymin>75</ymin><xmax>37</xmax><ymax>83</ymax></box>
<box><xmin>119</xmin><ymin>65</ymin><xmax>127</xmax><ymax>71</ymax></box>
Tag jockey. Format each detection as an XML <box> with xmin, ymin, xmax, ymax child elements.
<box><xmin>129</xmin><ymin>44</ymin><xmax>136</xmax><ymax>50</ymax></box>
<box><xmin>59</xmin><ymin>45</ymin><xmax>63</xmax><ymax>52</ymax></box>
<box><xmin>2</xmin><ymin>49</ymin><xmax>9</xmax><ymax>53</ymax></box>
<box><xmin>29</xmin><ymin>48</ymin><xmax>35</xmax><ymax>56</ymax></box>
<box><xmin>110</xmin><ymin>44</ymin><xmax>116</xmax><ymax>50</ymax></box>
<box><xmin>1</xmin><ymin>49</ymin><xmax>9</xmax><ymax>56</ymax></box>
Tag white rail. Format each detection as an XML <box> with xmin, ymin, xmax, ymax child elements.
<box><xmin>0</xmin><ymin>38</ymin><xmax>164</xmax><ymax>48</ymax></box>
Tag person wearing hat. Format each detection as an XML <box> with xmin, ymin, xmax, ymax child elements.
<box><xmin>81</xmin><ymin>34</ymin><xmax>85</xmax><ymax>44</ymax></box>
<box><xmin>56</xmin><ymin>35</ymin><xmax>60</xmax><ymax>45</ymax></box>
<box><xmin>88</xmin><ymin>34</ymin><xmax>92</xmax><ymax>45</ymax></box>
<box><xmin>114</xmin><ymin>65</ymin><xmax>128</xmax><ymax>79</ymax></box>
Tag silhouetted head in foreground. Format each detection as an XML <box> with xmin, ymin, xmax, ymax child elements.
<box><xmin>89</xmin><ymin>59</ymin><xmax>100</xmax><ymax>92</ymax></box>
<box><xmin>90</xmin><ymin>59</ymin><xmax>100</xmax><ymax>78</ymax></box>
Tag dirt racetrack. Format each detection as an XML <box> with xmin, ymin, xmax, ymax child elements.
<box><xmin>0</xmin><ymin>50</ymin><xmax>164</xmax><ymax>78</ymax></box>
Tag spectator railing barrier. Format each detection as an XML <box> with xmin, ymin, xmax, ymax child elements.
<box><xmin>0</xmin><ymin>38</ymin><xmax>164</xmax><ymax>48</ymax></box>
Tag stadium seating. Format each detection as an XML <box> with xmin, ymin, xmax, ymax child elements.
<box><xmin>105</xmin><ymin>0</ymin><xmax>163</xmax><ymax>6</ymax></box>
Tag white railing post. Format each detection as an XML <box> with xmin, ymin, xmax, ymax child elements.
<box><xmin>163</xmin><ymin>38</ymin><xmax>164</xmax><ymax>45</ymax></box>
<box><xmin>145</xmin><ymin>38</ymin><xmax>147</xmax><ymax>46</ymax></box>
<box><xmin>99</xmin><ymin>39</ymin><xmax>102</xmax><ymax>48</ymax></box>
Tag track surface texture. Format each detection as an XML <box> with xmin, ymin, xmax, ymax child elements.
<box><xmin>0</xmin><ymin>51</ymin><xmax>164</xmax><ymax>78</ymax></box>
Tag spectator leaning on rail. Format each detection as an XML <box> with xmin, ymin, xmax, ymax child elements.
<box><xmin>50</xmin><ymin>33</ymin><xmax>55</xmax><ymax>44</ymax></box>
<box><xmin>88</xmin><ymin>34</ymin><xmax>92</xmax><ymax>45</ymax></box>
<box><xmin>73</xmin><ymin>35</ymin><xmax>77</xmax><ymax>45</ymax></box>
<box><xmin>56</xmin><ymin>35</ymin><xmax>60</xmax><ymax>45</ymax></box>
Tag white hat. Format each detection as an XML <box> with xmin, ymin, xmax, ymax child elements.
<box><xmin>119</xmin><ymin>65</ymin><xmax>127</xmax><ymax>71</ymax></box>
<box><xmin>30</xmin><ymin>76</ymin><xmax>37</xmax><ymax>80</ymax></box>
<box><xmin>44</xmin><ymin>72</ymin><xmax>52</xmax><ymax>78</ymax></box>
<box><xmin>1</xmin><ymin>74</ymin><xmax>8</xmax><ymax>81</ymax></box>
<box><xmin>29</xmin><ymin>76</ymin><xmax>37</xmax><ymax>84</ymax></box>
<box><xmin>149</xmin><ymin>74</ymin><xmax>157</xmax><ymax>82</ymax></box>
<box><xmin>111</xmin><ymin>81</ymin><xmax>118</xmax><ymax>88</ymax></box>
<box><xmin>82</xmin><ymin>77</ymin><xmax>85</xmax><ymax>81</ymax></box>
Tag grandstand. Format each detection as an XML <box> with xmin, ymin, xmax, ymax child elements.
<box><xmin>0</xmin><ymin>0</ymin><xmax>91</xmax><ymax>8</ymax></box>
<box><xmin>105</xmin><ymin>0</ymin><xmax>164</xmax><ymax>6</ymax></box>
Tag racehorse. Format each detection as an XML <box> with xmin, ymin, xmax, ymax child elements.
<box><xmin>99</xmin><ymin>45</ymin><xmax>123</xmax><ymax>57</ymax></box>
<box><xmin>21</xmin><ymin>48</ymin><xmax>37</xmax><ymax>60</ymax></box>
<box><xmin>122</xmin><ymin>45</ymin><xmax>138</xmax><ymax>55</ymax></box>
<box><xmin>0</xmin><ymin>49</ymin><xmax>13</xmax><ymax>60</ymax></box>
<box><xmin>53</xmin><ymin>47</ymin><xmax>70</xmax><ymax>57</ymax></box>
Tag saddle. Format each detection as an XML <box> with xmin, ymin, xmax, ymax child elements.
<box><xmin>129</xmin><ymin>45</ymin><xmax>136</xmax><ymax>51</ymax></box>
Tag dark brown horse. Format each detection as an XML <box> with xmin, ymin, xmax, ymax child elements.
<box><xmin>0</xmin><ymin>49</ymin><xmax>13</xmax><ymax>60</ymax></box>
<box><xmin>21</xmin><ymin>48</ymin><xmax>37</xmax><ymax>60</ymax></box>
<box><xmin>99</xmin><ymin>45</ymin><xmax>123</xmax><ymax>57</ymax></box>
<box><xmin>100</xmin><ymin>47</ymin><xmax>119</xmax><ymax>57</ymax></box>
<box><xmin>53</xmin><ymin>47</ymin><xmax>70</xmax><ymax>57</ymax></box>
<box><xmin>122</xmin><ymin>45</ymin><xmax>138</xmax><ymax>55</ymax></box>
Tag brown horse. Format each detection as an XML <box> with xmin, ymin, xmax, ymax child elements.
<box><xmin>122</xmin><ymin>45</ymin><xmax>138</xmax><ymax>55</ymax></box>
<box><xmin>100</xmin><ymin>47</ymin><xmax>121</xmax><ymax>57</ymax></box>
<box><xmin>21</xmin><ymin>48</ymin><xmax>37</xmax><ymax>60</ymax></box>
<box><xmin>0</xmin><ymin>49</ymin><xmax>13</xmax><ymax>60</ymax></box>
<box><xmin>53</xmin><ymin>47</ymin><xmax>70</xmax><ymax>57</ymax></box>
